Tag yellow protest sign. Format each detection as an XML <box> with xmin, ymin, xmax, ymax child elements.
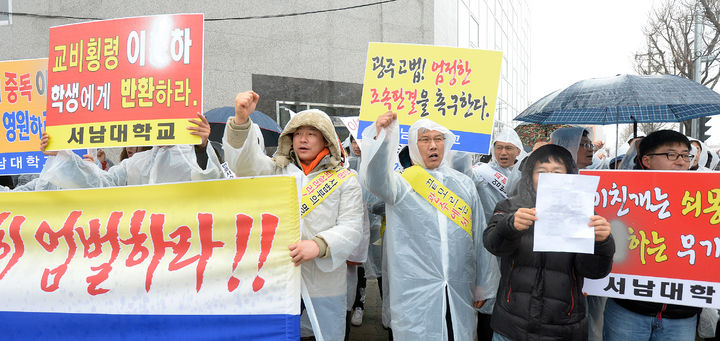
<box><xmin>0</xmin><ymin>176</ymin><xmax>300</xmax><ymax>327</ymax></box>
<box><xmin>0</xmin><ymin>58</ymin><xmax>50</xmax><ymax>174</ymax></box>
<box><xmin>358</xmin><ymin>43</ymin><xmax>502</xmax><ymax>154</ymax></box>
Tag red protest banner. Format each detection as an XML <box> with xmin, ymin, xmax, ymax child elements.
<box><xmin>46</xmin><ymin>13</ymin><xmax>204</xmax><ymax>150</ymax></box>
<box><xmin>582</xmin><ymin>170</ymin><xmax>720</xmax><ymax>308</ymax></box>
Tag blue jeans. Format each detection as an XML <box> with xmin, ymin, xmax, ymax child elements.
<box><xmin>603</xmin><ymin>298</ymin><xmax>697</xmax><ymax>341</ymax></box>
<box><xmin>492</xmin><ymin>332</ymin><xmax>513</xmax><ymax>341</ymax></box>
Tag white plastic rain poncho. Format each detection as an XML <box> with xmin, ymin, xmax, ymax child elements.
<box><xmin>346</xmin><ymin>167</ymin><xmax>371</xmax><ymax>312</ymax></box>
<box><xmin>690</xmin><ymin>138</ymin><xmax>718</xmax><ymax>171</ymax></box>
<box><xmin>220</xmin><ymin>109</ymin><xmax>363</xmax><ymax>341</ymax></box>
<box><xmin>449</xmin><ymin>151</ymin><xmax>501</xmax><ymax>237</ymax></box>
<box><xmin>487</xmin><ymin>125</ymin><xmax>527</xmax><ymax>178</ymax></box>
<box><xmin>549</xmin><ymin>127</ymin><xmax>587</xmax><ymax>163</ymax></box>
<box><xmin>588</xmin><ymin>144</ymin><xmax>611</xmax><ymax>169</ymax></box>
<box><xmin>41</xmin><ymin>144</ymin><xmax>222</xmax><ymax>188</ymax></box>
<box><xmin>346</xmin><ymin>139</ymin><xmax>384</xmax><ymax>279</ymax></box>
<box><xmin>454</xmin><ymin>127</ymin><xmax>525</xmax><ymax>315</ymax></box>
<box><xmin>618</xmin><ymin>140</ymin><xmax>642</xmax><ymax>170</ymax></box>
<box><xmin>474</xmin><ymin>126</ymin><xmax>527</xmax><ymax>211</ymax></box>
<box><xmin>362</xmin><ymin>191</ymin><xmax>384</xmax><ymax>279</ymax></box>
<box><xmin>448</xmin><ymin>153</ymin><xmax>499</xmax><ymax>318</ymax></box>
<box><xmin>710</xmin><ymin>150</ymin><xmax>720</xmax><ymax>170</ymax></box>
<box><xmin>360</xmin><ymin>118</ymin><xmax>499</xmax><ymax>340</ymax></box>
<box><xmin>0</xmin><ymin>177</ymin><xmax>57</xmax><ymax>192</ymax></box>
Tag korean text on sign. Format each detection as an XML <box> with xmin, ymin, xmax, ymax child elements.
<box><xmin>0</xmin><ymin>58</ymin><xmax>52</xmax><ymax>175</ymax></box>
<box><xmin>582</xmin><ymin>170</ymin><xmax>720</xmax><ymax>309</ymax></box>
<box><xmin>46</xmin><ymin>14</ymin><xmax>204</xmax><ymax>150</ymax></box>
<box><xmin>358</xmin><ymin>43</ymin><xmax>502</xmax><ymax>154</ymax></box>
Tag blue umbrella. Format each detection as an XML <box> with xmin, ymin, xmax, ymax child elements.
<box><xmin>515</xmin><ymin>74</ymin><xmax>720</xmax><ymax>126</ymax></box>
<box><xmin>204</xmin><ymin>106</ymin><xmax>282</xmax><ymax>147</ymax></box>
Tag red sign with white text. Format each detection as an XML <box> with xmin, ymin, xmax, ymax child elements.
<box><xmin>582</xmin><ymin>170</ymin><xmax>720</xmax><ymax>308</ymax></box>
<box><xmin>46</xmin><ymin>13</ymin><xmax>203</xmax><ymax>149</ymax></box>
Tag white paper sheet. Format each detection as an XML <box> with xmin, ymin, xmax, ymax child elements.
<box><xmin>533</xmin><ymin>173</ymin><xmax>600</xmax><ymax>254</ymax></box>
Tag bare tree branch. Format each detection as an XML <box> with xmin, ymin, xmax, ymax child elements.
<box><xmin>634</xmin><ymin>0</ymin><xmax>720</xmax><ymax>90</ymax></box>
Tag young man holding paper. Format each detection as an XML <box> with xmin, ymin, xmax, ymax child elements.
<box><xmin>483</xmin><ymin>144</ymin><xmax>614</xmax><ymax>341</ymax></box>
<box><xmin>360</xmin><ymin>111</ymin><xmax>499</xmax><ymax>340</ymax></box>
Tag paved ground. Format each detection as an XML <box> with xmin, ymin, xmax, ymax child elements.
<box><xmin>347</xmin><ymin>283</ymin><xmax>710</xmax><ymax>341</ymax></box>
<box><xmin>348</xmin><ymin>279</ymin><xmax>390</xmax><ymax>341</ymax></box>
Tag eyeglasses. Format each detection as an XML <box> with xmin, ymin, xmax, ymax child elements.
<box><xmin>579</xmin><ymin>143</ymin><xmax>596</xmax><ymax>151</ymax></box>
<box><xmin>494</xmin><ymin>145</ymin><xmax>518</xmax><ymax>151</ymax></box>
<box><xmin>418</xmin><ymin>136</ymin><xmax>445</xmax><ymax>144</ymax></box>
<box><xmin>646</xmin><ymin>152</ymin><xmax>694</xmax><ymax>162</ymax></box>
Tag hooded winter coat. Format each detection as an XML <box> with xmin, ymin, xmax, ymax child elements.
<box><xmin>484</xmin><ymin>144</ymin><xmax>615</xmax><ymax>341</ymax></box>
<box><xmin>360</xmin><ymin>118</ymin><xmax>499</xmax><ymax>340</ymax></box>
<box><xmin>222</xmin><ymin>109</ymin><xmax>363</xmax><ymax>341</ymax></box>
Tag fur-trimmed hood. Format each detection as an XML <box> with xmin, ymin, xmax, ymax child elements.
<box><xmin>272</xmin><ymin>109</ymin><xmax>343</xmax><ymax>169</ymax></box>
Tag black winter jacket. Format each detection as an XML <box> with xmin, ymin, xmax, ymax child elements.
<box><xmin>484</xmin><ymin>197</ymin><xmax>615</xmax><ymax>341</ymax></box>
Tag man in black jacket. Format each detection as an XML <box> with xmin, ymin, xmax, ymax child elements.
<box><xmin>484</xmin><ymin>144</ymin><xmax>615</xmax><ymax>341</ymax></box>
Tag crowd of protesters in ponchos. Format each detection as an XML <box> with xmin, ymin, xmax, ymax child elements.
<box><xmin>4</xmin><ymin>90</ymin><xmax>720</xmax><ymax>341</ymax></box>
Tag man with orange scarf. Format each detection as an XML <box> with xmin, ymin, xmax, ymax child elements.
<box><xmin>223</xmin><ymin>91</ymin><xmax>363</xmax><ymax>341</ymax></box>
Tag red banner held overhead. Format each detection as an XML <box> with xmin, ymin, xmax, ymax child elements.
<box><xmin>46</xmin><ymin>13</ymin><xmax>204</xmax><ymax>150</ymax></box>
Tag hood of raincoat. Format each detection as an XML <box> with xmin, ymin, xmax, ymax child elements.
<box><xmin>689</xmin><ymin>137</ymin><xmax>718</xmax><ymax>170</ymax></box>
<box><xmin>272</xmin><ymin>109</ymin><xmax>343</xmax><ymax>169</ymax></box>
<box><xmin>490</xmin><ymin>124</ymin><xmax>527</xmax><ymax>170</ymax></box>
<box><xmin>343</xmin><ymin>135</ymin><xmax>362</xmax><ymax>171</ymax></box>
<box><xmin>549</xmin><ymin>127</ymin><xmax>591</xmax><ymax>164</ymax></box>
<box><xmin>408</xmin><ymin>119</ymin><xmax>456</xmax><ymax>169</ymax></box>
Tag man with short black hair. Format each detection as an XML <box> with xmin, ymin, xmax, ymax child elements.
<box><xmin>604</xmin><ymin>129</ymin><xmax>698</xmax><ymax>341</ymax></box>
<box><xmin>633</xmin><ymin>129</ymin><xmax>693</xmax><ymax>171</ymax></box>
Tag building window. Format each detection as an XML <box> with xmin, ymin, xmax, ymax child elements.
<box><xmin>0</xmin><ymin>0</ymin><xmax>11</xmax><ymax>26</ymax></box>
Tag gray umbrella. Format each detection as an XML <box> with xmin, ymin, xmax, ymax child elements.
<box><xmin>515</xmin><ymin>74</ymin><xmax>720</xmax><ymax>126</ymax></box>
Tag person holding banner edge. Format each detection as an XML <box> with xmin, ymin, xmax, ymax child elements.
<box><xmin>222</xmin><ymin>91</ymin><xmax>363</xmax><ymax>341</ymax></box>
<box><xmin>603</xmin><ymin>130</ymin><xmax>700</xmax><ymax>341</ymax></box>
<box><xmin>38</xmin><ymin>113</ymin><xmax>223</xmax><ymax>188</ymax></box>
<box><xmin>360</xmin><ymin>111</ymin><xmax>499</xmax><ymax>340</ymax></box>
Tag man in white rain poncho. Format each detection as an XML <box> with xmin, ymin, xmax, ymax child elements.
<box><xmin>37</xmin><ymin>114</ymin><xmax>223</xmax><ymax>188</ymax></box>
<box><xmin>549</xmin><ymin>127</ymin><xmax>595</xmax><ymax>170</ymax></box>
<box><xmin>458</xmin><ymin>125</ymin><xmax>525</xmax><ymax>340</ymax></box>
<box><xmin>485</xmin><ymin>125</ymin><xmax>526</xmax><ymax>178</ymax></box>
<box><xmin>468</xmin><ymin>125</ymin><xmax>527</xmax><ymax>218</ymax></box>
<box><xmin>689</xmin><ymin>137</ymin><xmax>719</xmax><ymax>171</ymax></box>
<box><xmin>222</xmin><ymin>91</ymin><xmax>363</xmax><ymax>341</ymax></box>
<box><xmin>360</xmin><ymin>111</ymin><xmax>499</xmax><ymax>340</ymax></box>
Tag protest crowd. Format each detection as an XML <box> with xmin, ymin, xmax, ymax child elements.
<box><xmin>2</xmin><ymin>85</ymin><xmax>719</xmax><ymax>341</ymax></box>
<box><xmin>2</xmin><ymin>12</ymin><xmax>720</xmax><ymax>341</ymax></box>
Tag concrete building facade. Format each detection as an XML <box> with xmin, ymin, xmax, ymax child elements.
<box><xmin>1</xmin><ymin>0</ymin><xmax>529</xmax><ymax>139</ymax></box>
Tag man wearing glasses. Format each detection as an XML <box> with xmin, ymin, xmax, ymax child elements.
<box><xmin>360</xmin><ymin>112</ymin><xmax>499</xmax><ymax>340</ymax></box>
<box><xmin>549</xmin><ymin>127</ymin><xmax>596</xmax><ymax>170</ymax></box>
<box><xmin>604</xmin><ymin>129</ymin><xmax>699</xmax><ymax>341</ymax></box>
<box><xmin>636</xmin><ymin>131</ymin><xmax>694</xmax><ymax>170</ymax></box>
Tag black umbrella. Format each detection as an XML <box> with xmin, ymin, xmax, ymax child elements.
<box><xmin>204</xmin><ymin>107</ymin><xmax>282</xmax><ymax>147</ymax></box>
